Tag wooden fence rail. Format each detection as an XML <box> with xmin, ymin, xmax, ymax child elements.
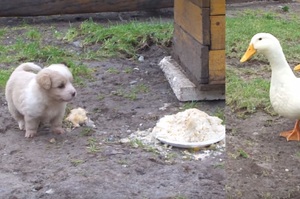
<box><xmin>0</xmin><ymin>0</ymin><xmax>174</xmax><ymax>17</ymax></box>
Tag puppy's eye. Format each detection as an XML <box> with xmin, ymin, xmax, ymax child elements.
<box><xmin>58</xmin><ymin>83</ymin><xmax>65</xmax><ymax>89</ymax></box>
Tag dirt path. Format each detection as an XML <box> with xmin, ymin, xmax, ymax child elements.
<box><xmin>0</xmin><ymin>11</ymin><xmax>225</xmax><ymax>199</ymax></box>
<box><xmin>227</xmin><ymin>107</ymin><xmax>300</xmax><ymax>199</ymax></box>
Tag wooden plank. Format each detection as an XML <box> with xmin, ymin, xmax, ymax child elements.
<box><xmin>198</xmin><ymin>84</ymin><xmax>225</xmax><ymax>92</ymax></box>
<box><xmin>0</xmin><ymin>0</ymin><xmax>174</xmax><ymax>17</ymax></box>
<box><xmin>209</xmin><ymin>50</ymin><xmax>225</xmax><ymax>84</ymax></box>
<box><xmin>174</xmin><ymin>0</ymin><xmax>210</xmax><ymax>45</ymax></box>
<box><xmin>210</xmin><ymin>15</ymin><xmax>225</xmax><ymax>50</ymax></box>
<box><xmin>189</xmin><ymin>0</ymin><xmax>210</xmax><ymax>7</ymax></box>
<box><xmin>173</xmin><ymin>24</ymin><xmax>209</xmax><ymax>84</ymax></box>
<box><xmin>210</xmin><ymin>0</ymin><xmax>226</xmax><ymax>15</ymax></box>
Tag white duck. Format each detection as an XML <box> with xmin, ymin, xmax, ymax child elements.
<box><xmin>240</xmin><ymin>33</ymin><xmax>300</xmax><ymax>141</ymax></box>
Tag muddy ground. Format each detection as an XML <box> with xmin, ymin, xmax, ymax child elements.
<box><xmin>0</xmin><ymin>11</ymin><xmax>225</xmax><ymax>199</ymax></box>
<box><xmin>226</xmin><ymin>2</ymin><xmax>300</xmax><ymax>199</ymax></box>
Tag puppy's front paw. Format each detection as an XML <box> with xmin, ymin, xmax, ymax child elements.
<box><xmin>52</xmin><ymin>127</ymin><xmax>65</xmax><ymax>134</ymax></box>
<box><xmin>25</xmin><ymin>130</ymin><xmax>37</xmax><ymax>138</ymax></box>
<box><xmin>18</xmin><ymin>120</ymin><xmax>25</xmax><ymax>130</ymax></box>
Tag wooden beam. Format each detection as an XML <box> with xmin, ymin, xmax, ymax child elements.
<box><xmin>209</xmin><ymin>50</ymin><xmax>225</xmax><ymax>84</ymax></box>
<box><xmin>0</xmin><ymin>0</ymin><xmax>174</xmax><ymax>17</ymax></box>
<box><xmin>210</xmin><ymin>15</ymin><xmax>225</xmax><ymax>50</ymax></box>
<box><xmin>173</xmin><ymin>24</ymin><xmax>209</xmax><ymax>85</ymax></box>
<box><xmin>189</xmin><ymin>0</ymin><xmax>210</xmax><ymax>8</ymax></box>
<box><xmin>210</xmin><ymin>0</ymin><xmax>226</xmax><ymax>15</ymax></box>
<box><xmin>174</xmin><ymin>0</ymin><xmax>210</xmax><ymax>45</ymax></box>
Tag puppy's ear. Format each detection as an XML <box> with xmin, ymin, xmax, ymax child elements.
<box><xmin>36</xmin><ymin>71</ymin><xmax>51</xmax><ymax>90</ymax></box>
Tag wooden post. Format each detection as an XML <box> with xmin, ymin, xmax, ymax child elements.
<box><xmin>0</xmin><ymin>0</ymin><xmax>174</xmax><ymax>17</ymax></box>
<box><xmin>209</xmin><ymin>0</ymin><xmax>226</xmax><ymax>84</ymax></box>
<box><xmin>173</xmin><ymin>0</ymin><xmax>225</xmax><ymax>93</ymax></box>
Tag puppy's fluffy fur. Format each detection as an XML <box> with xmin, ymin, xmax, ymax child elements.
<box><xmin>5</xmin><ymin>62</ymin><xmax>76</xmax><ymax>138</ymax></box>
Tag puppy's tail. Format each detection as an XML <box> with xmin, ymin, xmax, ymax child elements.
<box><xmin>14</xmin><ymin>62</ymin><xmax>42</xmax><ymax>73</ymax></box>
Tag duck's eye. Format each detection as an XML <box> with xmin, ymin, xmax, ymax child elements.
<box><xmin>58</xmin><ymin>83</ymin><xmax>65</xmax><ymax>89</ymax></box>
<box><xmin>258</xmin><ymin>38</ymin><xmax>262</xmax><ymax>41</ymax></box>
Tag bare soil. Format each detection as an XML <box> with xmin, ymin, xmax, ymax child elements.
<box><xmin>226</xmin><ymin>2</ymin><xmax>300</xmax><ymax>199</ymax></box>
<box><xmin>0</xmin><ymin>11</ymin><xmax>225</xmax><ymax>199</ymax></box>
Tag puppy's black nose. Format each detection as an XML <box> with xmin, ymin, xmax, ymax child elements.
<box><xmin>72</xmin><ymin>91</ymin><xmax>76</xmax><ymax>97</ymax></box>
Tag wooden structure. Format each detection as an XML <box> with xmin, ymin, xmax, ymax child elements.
<box><xmin>1</xmin><ymin>0</ymin><xmax>225</xmax><ymax>100</ymax></box>
<box><xmin>0</xmin><ymin>0</ymin><xmax>173</xmax><ymax>17</ymax></box>
<box><xmin>172</xmin><ymin>0</ymin><xmax>225</xmax><ymax>99</ymax></box>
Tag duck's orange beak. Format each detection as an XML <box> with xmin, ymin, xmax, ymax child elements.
<box><xmin>294</xmin><ymin>64</ymin><xmax>300</xmax><ymax>72</ymax></box>
<box><xmin>240</xmin><ymin>44</ymin><xmax>257</xmax><ymax>63</ymax></box>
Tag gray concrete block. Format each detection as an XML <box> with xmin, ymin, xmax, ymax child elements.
<box><xmin>159</xmin><ymin>56</ymin><xmax>225</xmax><ymax>101</ymax></box>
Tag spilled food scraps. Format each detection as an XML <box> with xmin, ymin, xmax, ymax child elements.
<box><xmin>122</xmin><ymin>108</ymin><xmax>225</xmax><ymax>160</ymax></box>
<box><xmin>66</xmin><ymin>107</ymin><xmax>96</xmax><ymax>128</ymax></box>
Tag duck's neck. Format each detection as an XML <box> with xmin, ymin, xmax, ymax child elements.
<box><xmin>265</xmin><ymin>49</ymin><xmax>295</xmax><ymax>78</ymax></box>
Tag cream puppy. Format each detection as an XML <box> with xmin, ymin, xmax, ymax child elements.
<box><xmin>5</xmin><ymin>62</ymin><xmax>76</xmax><ymax>138</ymax></box>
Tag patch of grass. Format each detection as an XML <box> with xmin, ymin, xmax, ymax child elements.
<box><xmin>228</xmin><ymin>152</ymin><xmax>238</xmax><ymax>160</ymax></box>
<box><xmin>112</xmin><ymin>88</ymin><xmax>125</xmax><ymax>96</ymax></box>
<box><xmin>69</xmin><ymin>62</ymin><xmax>92</xmax><ymax>77</ymax></box>
<box><xmin>97</xmin><ymin>94</ymin><xmax>105</xmax><ymax>101</ymax></box>
<box><xmin>226</xmin><ymin>9</ymin><xmax>300</xmax><ymax>62</ymax></box>
<box><xmin>214</xmin><ymin>162</ymin><xmax>225</xmax><ymax>169</ymax></box>
<box><xmin>40</xmin><ymin>45</ymin><xmax>70</xmax><ymax>63</ymax></box>
<box><xmin>226</xmin><ymin>67</ymin><xmax>275</xmax><ymax>116</ymax></box>
<box><xmin>237</xmin><ymin>149</ymin><xmax>249</xmax><ymax>159</ymax></box>
<box><xmin>106</xmin><ymin>67</ymin><xmax>120</xmax><ymax>74</ymax></box>
<box><xmin>86</xmin><ymin>137</ymin><xmax>101</xmax><ymax>153</ymax></box>
<box><xmin>0</xmin><ymin>46</ymin><xmax>11</xmax><ymax>63</ymax></box>
<box><xmin>181</xmin><ymin>101</ymin><xmax>199</xmax><ymax>110</ymax></box>
<box><xmin>0</xmin><ymin>29</ymin><xmax>7</xmax><ymax>38</ymax></box>
<box><xmin>281</xmin><ymin>6</ymin><xmax>289</xmax><ymax>12</ymax></box>
<box><xmin>66</xmin><ymin>61</ymin><xmax>93</xmax><ymax>86</ymax></box>
<box><xmin>75</xmin><ymin>19</ymin><xmax>173</xmax><ymax>58</ymax></box>
<box><xmin>166</xmin><ymin>152</ymin><xmax>178</xmax><ymax>160</ymax></box>
<box><xmin>26</xmin><ymin>29</ymin><xmax>41</xmax><ymax>40</ymax></box>
<box><xmin>0</xmin><ymin>69</ymin><xmax>13</xmax><ymax>88</ymax></box>
<box><xmin>2</xmin><ymin>38</ymin><xmax>71</xmax><ymax>64</ymax></box>
<box><xmin>113</xmin><ymin>84</ymin><xmax>149</xmax><ymax>101</ymax></box>
<box><xmin>53</xmin><ymin>28</ymin><xmax>63</xmax><ymax>40</ymax></box>
<box><xmin>130</xmin><ymin>139</ymin><xmax>144</xmax><ymax>148</ymax></box>
<box><xmin>63</xmin><ymin>27</ymin><xmax>79</xmax><ymax>42</ymax></box>
<box><xmin>117</xmin><ymin>159</ymin><xmax>129</xmax><ymax>166</ymax></box>
<box><xmin>11</xmin><ymin>39</ymin><xmax>40</xmax><ymax>61</ymax></box>
<box><xmin>214</xmin><ymin>107</ymin><xmax>225</xmax><ymax>123</ymax></box>
<box><xmin>123</xmin><ymin>67</ymin><xmax>133</xmax><ymax>74</ymax></box>
<box><xmin>80</xmin><ymin>127</ymin><xmax>95</xmax><ymax>136</ymax></box>
<box><xmin>228</xmin><ymin>149</ymin><xmax>250</xmax><ymax>159</ymax></box>
<box><xmin>128</xmin><ymin>138</ymin><xmax>158</xmax><ymax>154</ymax></box>
<box><xmin>124</xmin><ymin>92</ymin><xmax>137</xmax><ymax>101</ymax></box>
<box><xmin>125</xmin><ymin>84</ymin><xmax>149</xmax><ymax>100</ymax></box>
<box><xmin>70</xmin><ymin>159</ymin><xmax>85</xmax><ymax>166</ymax></box>
<box><xmin>132</xmin><ymin>83</ymin><xmax>149</xmax><ymax>93</ymax></box>
<box><xmin>144</xmin><ymin>146</ymin><xmax>157</xmax><ymax>153</ymax></box>
<box><xmin>0</xmin><ymin>19</ymin><xmax>172</xmax><ymax>89</ymax></box>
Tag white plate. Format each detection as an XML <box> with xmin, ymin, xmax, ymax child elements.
<box><xmin>156</xmin><ymin>132</ymin><xmax>225</xmax><ymax>148</ymax></box>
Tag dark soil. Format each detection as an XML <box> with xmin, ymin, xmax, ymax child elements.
<box><xmin>226</xmin><ymin>2</ymin><xmax>300</xmax><ymax>199</ymax></box>
<box><xmin>0</xmin><ymin>11</ymin><xmax>225</xmax><ymax>199</ymax></box>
